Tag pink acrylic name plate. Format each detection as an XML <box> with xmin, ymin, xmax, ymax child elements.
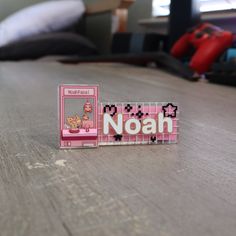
<box><xmin>59</xmin><ymin>85</ymin><xmax>179</xmax><ymax>149</ymax></box>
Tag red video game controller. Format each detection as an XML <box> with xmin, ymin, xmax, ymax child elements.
<box><xmin>171</xmin><ymin>23</ymin><xmax>233</xmax><ymax>74</ymax></box>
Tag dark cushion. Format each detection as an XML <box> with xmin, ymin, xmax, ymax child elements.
<box><xmin>111</xmin><ymin>33</ymin><xmax>168</xmax><ymax>54</ymax></box>
<box><xmin>0</xmin><ymin>32</ymin><xmax>98</xmax><ymax>61</ymax></box>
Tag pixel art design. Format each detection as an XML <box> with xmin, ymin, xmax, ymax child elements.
<box><xmin>59</xmin><ymin>85</ymin><xmax>179</xmax><ymax>149</ymax></box>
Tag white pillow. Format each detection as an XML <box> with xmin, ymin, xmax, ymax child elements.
<box><xmin>0</xmin><ymin>0</ymin><xmax>85</xmax><ymax>47</ymax></box>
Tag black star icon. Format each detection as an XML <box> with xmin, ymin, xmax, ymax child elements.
<box><xmin>150</xmin><ymin>136</ymin><xmax>157</xmax><ymax>143</ymax></box>
<box><xmin>162</xmin><ymin>103</ymin><xmax>178</xmax><ymax>118</ymax></box>
<box><xmin>114</xmin><ymin>134</ymin><xmax>123</xmax><ymax>141</ymax></box>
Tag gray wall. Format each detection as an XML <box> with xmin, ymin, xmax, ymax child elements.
<box><xmin>0</xmin><ymin>0</ymin><xmax>45</xmax><ymax>21</ymax></box>
<box><xmin>83</xmin><ymin>0</ymin><xmax>112</xmax><ymax>53</ymax></box>
<box><xmin>127</xmin><ymin>0</ymin><xmax>152</xmax><ymax>32</ymax></box>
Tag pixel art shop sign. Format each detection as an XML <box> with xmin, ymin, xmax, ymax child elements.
<box><xmin>59</xmin><ymin>85</ymin><xmax>179</xmax><ymax>149</ymax></box>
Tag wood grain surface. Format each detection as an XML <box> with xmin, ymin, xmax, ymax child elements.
<box><xmin>0</xmin><ymin>62</ymin><xmax>235</xmax><ymax>236</ymax></box>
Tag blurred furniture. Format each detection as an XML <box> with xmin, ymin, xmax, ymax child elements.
<box><xmin>86</xmin><ymin>0</ymin><xmax>135</xmax><ymax>33</ymax></box>
<box><xmin>113</xmin><ymin>0</ymin><xmax>135</xmax><ymax>33</ymax></box>
<box><xmin>85</xmin><ymin>0</ymin><xmax>122</xmax><ymax>14</ymax></box>
<box><xmin>84</xmin><ymin>0</ymin><xmax>135</xmax><ymax>53</ymax></box>
<box><xmin>85</xmin><ymin>0</ymin><xmax>135</xmax><ymax>16</ymax></box>
<box><xmin>0</xmin><ymin>0</ymin><xmax>136</xmax><ymax>54</ymax></box>
<box><xmin>169</xmin><ymin>0</ymin><xmax>201</xmax><ymax>48</ymax></box>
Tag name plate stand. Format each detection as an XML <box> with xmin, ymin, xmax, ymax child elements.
<box><xmin>59</xmin><ymin>85</ymin><xmax>179</xmax><ymax>149</ymax></box>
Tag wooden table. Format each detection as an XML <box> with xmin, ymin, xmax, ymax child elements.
<box><xmin>0</xmin><ymin>62</ymin><xmax>235</xmax><ymax>236</ymax></box>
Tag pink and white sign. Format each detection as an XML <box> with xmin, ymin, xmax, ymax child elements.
<box><xmin>59</xmin><ymin>85</ymin><xmax>179</xmax><ymax>149</ymax></box>
<box><xmin>59</xmin><ymin>85</ymin><xmax>98</xmax><ymax>148</ymax></box>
